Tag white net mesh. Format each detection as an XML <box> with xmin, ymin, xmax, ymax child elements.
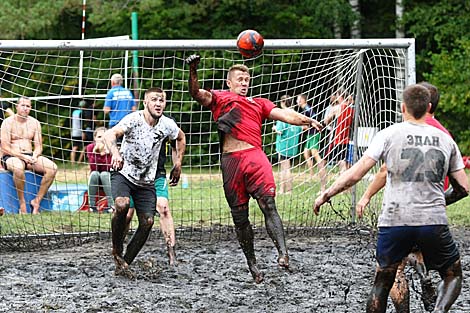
<box><xmin>0</xmin><ymin>39</ymin><xmax>414</xmax><ymax>249</ymax></box>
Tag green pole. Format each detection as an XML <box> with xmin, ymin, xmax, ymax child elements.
<box><xmin>131</xmin><ymin>12</ymin><xmax>139</xmax><ymax>104</ymax></box>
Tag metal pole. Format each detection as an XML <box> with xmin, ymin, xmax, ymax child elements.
<box><xmin>131</xmin><ymin>12</ymin><xmax>139</xmax><ymax>104</ymax></box>
<box><xmin>350</xmin><ymin>50</ymin><xmax>365</xmax><ymax>224</ymax></box>
<box><xmin>78</xmin><ymin>0</ymin><xmax>86</xmax><ymax>97</ymax></box>
<box><xmin>0</xmin><ymin>38</ymin><xmax>415</xmax><ymax>51</ymax></box>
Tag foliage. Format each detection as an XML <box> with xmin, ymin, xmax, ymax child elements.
<box><xmin>87</xmin><ymin>0</ymin><xmax>355</xmax><ymax>40</ymax></box>
<box><xmin>403</xmin><ymin>0</ymin><xmax>470</xmax><ymax>154</ymax></box>
<box><xmin>1</xmin><ymin>0</ymin><xmax>469</xmax><ymax>156</ymax></box>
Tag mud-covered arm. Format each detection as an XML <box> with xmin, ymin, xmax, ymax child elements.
<box><xmin>445</xmin><ymin>169</ymin><xmax>469</xmax><ymax>205</ymax></box>
<box><xmin>314</xmin><ymin>155</ymin><xmax>377</xmax><ymax>215</ymax></box>
<box><xmin>185</xmin><ymin>55</ymin><xmax>212</xmax><ymax>108</ymax></box>
<box><xmin>169</xmin><ymin>128</ymin><xmax>186</xmax><ymax>186</ymax></box>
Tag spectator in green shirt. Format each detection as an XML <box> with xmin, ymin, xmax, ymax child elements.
<box><xmin>273</xmin><ymin>95</ymin><xmax>302</xmax><ymax>194</ymax></box>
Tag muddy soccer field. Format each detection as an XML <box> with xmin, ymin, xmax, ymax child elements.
<box><xmin>1</xmin><ymin>227</ymin><xmax>469</xmax><ymax>313</ymax></box>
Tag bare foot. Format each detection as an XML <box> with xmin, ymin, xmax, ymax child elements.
<box><xmin>248</xmin><ymin>263</ymin><xmax>264</xmax><ymax>284</ymax></box>
<box><xmin>168</xmin><ymin>246</ymin><xmax>178</xmax><ymax>266</ymax></box>
<box><xmin>278</xmin><ymin>255</ymin><xmax>290</xmax><ymax>270</ymax></box>
<box><xmin>114</xmin><ymin>255</ymin><xmax>135</xmax><ymax>279</ymax></box>
<box><xmin>30</xmin><ymin>200</ymin><xmax>40</xmax><ymax>214</ymax></box>
<box><xmin>19</xmin><ymin>202</ymin><xmax>27</xmax><ymax>214</ymax></box>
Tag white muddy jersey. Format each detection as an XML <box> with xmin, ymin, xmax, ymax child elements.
<box><xmin>117</xmin><ymin>112</ymin><xmax>179</xmax><ymax>186</ymax></box>
<box><xmin>365</xmin><ymin>121</ymin><xmax>464</xmax><ymax>227</ymax></box>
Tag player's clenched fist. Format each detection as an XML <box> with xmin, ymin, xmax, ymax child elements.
<box><xmin>185</xmin><ymin>54</ymin><xmax>200</xmax><ymax>66</ymax></box>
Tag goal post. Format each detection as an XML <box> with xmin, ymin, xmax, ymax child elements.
<box><xmin>0</xmin><ymin>38</ymin><xmax>415</xmax><ymax>250</ymax></box>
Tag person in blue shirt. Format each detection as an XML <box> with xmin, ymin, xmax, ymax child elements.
<box><xmin>104</xmin><ymin>73</ymin><xmax>137</xmax><ymax>128</ymax></box>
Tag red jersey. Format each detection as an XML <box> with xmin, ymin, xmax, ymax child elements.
<box><xmin>86</xmin><ymin>142</ymin><xmax>112</xmax><ymax>172</ymax></box>
<box><xmin>209</xmin><ymin>90</ymin><xmax>275</xmax><ymax>149</ymax></box>
<box><xmin>425</xmin><ymin>116</ymin><xmax>451</xmax><ymax>137</ymax></box>
<box><xmin>334</xmin><ymin>102</ymin><xmax>354</xmax><ymax>145</ymax></box>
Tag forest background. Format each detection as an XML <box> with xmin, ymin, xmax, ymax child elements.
<box><xmin>0</xmin><ymin>0</ymin><xmax>469</xmax><ymax>154</ymax></box>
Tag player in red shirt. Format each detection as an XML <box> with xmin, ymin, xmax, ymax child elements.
<box><xmin>323</xmin><ymin>90</ymin><xmax>355</xmax><ymax>174</ymax></box>
<box><xmin>186</xmin><ymin>55</ymin><xmax>322</xmax><ymax>283</ymax></box>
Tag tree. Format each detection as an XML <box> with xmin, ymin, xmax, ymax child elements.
<box><xmin>403</xmin><ymin>0</ymin><xmax>470</xmax><ymax>154</ymax></box>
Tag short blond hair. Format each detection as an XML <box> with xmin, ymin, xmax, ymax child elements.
<box><xmin>227</xmin><ymin>64</ymin><xmax>250</xmax><ymax>80</ymax></box>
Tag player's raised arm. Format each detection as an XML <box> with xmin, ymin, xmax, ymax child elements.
<box><xmin>185</xmin><ymin>55</ymin><xmax>212</xmax><ymax>107</ymax></box>
<box><xmin>269</xmin><ymin>107</ymin><xmax>322</xmax><ymax>131</ymax></box>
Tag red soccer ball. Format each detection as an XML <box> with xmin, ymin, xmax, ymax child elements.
<box><xmin>236</xmin><ymin>30</ymin><xmax>264</xmax><ymax>58</ymax></box>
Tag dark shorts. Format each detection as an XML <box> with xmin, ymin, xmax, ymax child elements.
<box><xmin>376</xmin><ymin>225</ymin><xmax>460</xmax><ymax>272</ymax></box>
<box><xmin>1</xmin><ymin>153</ymin><xmax>33</xmax><ymax>169</ymax></box>
<box><xmin>111</xmin><ymin>172</ymin><xmax>156</xmax><ymax>215</ymax></box>
<box><xmin>329</xmin><ymin>143</ymin><xmax>348</xmax><ymax>163</ymax></box>
<box><xmin>278</xmin><ymin>153</ymin><xmax>293</xmax><ymax>161</ymax></box>
<box><xmin>221</xmin><ymin>147</ymin><xmax>275</xmax><ymax>207</ymax></box>
<box><xmin>72</xmin><ymin>136</ymin><xmax>83</xmax><ymax>149</ymax></box>
<box><xmin>83</xmin><ymin>130</ymin><xmax>94</xmax><ymax>146</ymax></box>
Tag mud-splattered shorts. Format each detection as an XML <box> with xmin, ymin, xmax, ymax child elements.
<box><xmin>221</xmin><ymin>147</ymin><xmax>276</xmax><ymax>207</ymax></box>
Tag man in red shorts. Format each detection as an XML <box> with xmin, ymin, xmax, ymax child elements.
<box><xmin>185</xmin><ymin>55</ymin><xmax>322</xmax><ymax>283</ymax></box>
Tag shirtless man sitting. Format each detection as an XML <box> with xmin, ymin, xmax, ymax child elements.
<box><xmin>1</xmin><ymin>97</ymin><xmax>57</xmax><ymax>214</ymax></box>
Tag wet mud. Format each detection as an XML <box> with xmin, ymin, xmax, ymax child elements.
<box><xmin>1</xmin><ymin>228</ymin><xmax>469</xmax><ymax>312</ymax></box>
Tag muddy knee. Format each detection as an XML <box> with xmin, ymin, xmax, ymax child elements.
<box><xmin>137</xmin><ymin>213</ymin><xmax>155</xmax><ymax>230</ymax></box>
<box><xmin>114</xmin><ymin>197</ymin><xmax>130</xmax><ymax>214</ymax></box>
<box><xmin>257</xmin><ymin>196</ymin><xmax>277</xmax><ymax>215</ymax></box>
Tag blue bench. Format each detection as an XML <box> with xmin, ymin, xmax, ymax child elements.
<box><xmin>0</xmin><ymin>170</ymin><xmax>52</xmax><ymax>214</ymax></box>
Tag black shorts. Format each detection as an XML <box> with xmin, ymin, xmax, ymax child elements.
<box><xmin>1</xmin><ymin>153</ymin><xmax>33</xmax><ymax>169</ymax></box>
<box><xmin>72</xmin><ymin>136</ymin><xmax>83</xmax><ymax>149</ymax></box>
<box><xmin>376</xmin><ymin>225</ymin><xmax>460</xmax><ymax>272</ymax></box>
<box><xmin>328</xmin><ymin>143</ymin><xmax>348</xmax><ymax>164</ymax></box>
<box><xmin>278</xmin><ymin>153</ymin><xmax>293</xmax><ymax>161</ymax></box>
<box><xmin>83</xmin><ymin>130</ymin><xmax>94</xmax><ymax>145</ymax></box>
<box><xmin>111</xmin><ymin>172</ymin><xmax>156</xmax><ymax>215</ymax></box>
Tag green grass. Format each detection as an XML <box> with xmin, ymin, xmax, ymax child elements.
<box><xmin>1</xmin><ymin>168</ymin><xmax>469</xmax><ymax>238</ymax></box>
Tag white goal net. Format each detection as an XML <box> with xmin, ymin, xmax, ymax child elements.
<box><xmin>0</xmin><ymin>38</ymin><xmax>415</xmax><ymax>249</ymax></box>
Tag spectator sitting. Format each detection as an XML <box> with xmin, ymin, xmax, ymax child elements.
<box><xmin>86</xmin><ymin>127</ymin><xmax>114</xmax><ymax>212</ymax></box>
<box><xmin>1</xmin><ymin>96</ymin><xmax>58</xmax><ymax>214</ymax></box>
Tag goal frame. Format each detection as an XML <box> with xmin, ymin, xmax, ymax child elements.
<box><xmin>0</xmin><ymin>38</ymin><xmax>416</xmax><ymax>239</ymax></box>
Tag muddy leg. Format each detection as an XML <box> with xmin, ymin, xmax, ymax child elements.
<box><xmin>366</xmin><ymin>262</ymin><xmax>399</xmax><ymax>313</ymax></box>
<box><xmin>231</xmin><ymin>204</ymin><xmax>263</xmax><ymax>283</ymax></box>
<box><xmin>390</xmin><ymin>258</ymin><xmax>410</xmax><ymax>313</ymax></box>
<box><xmin>433</xmin><ymin>259</ymin><xmax>462</xmax><ymax>313</ymax></box>
<box><xmin>408</xmin><ymin>251</ymin><xmax>436</xmax><ymax>311</ymax></box>
<box><xmin>112</xmin><ymin>197</ymin><xmax>131</xmax><ymax>277</ymax></box>
<box><xmin>123</xmin><ymin>211</ymin><xmax>154</xmax><ymax>265</ymax></box>
<box><xmin>257</xmin><ymin>196</ymin><xmax>289</xmax><ymax>269</ymax></box>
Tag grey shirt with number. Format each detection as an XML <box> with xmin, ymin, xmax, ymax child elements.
<box><xmin>117</xmin><ymin>111</ymin><xmax>179</xmax><ymax>187</ymax></box>
<box><xmin>365</xmin><ymin>121</ymin><xmax>464</xmax><ymax>227</ymax></box>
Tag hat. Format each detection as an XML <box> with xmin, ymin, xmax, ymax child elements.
<box><xmin>78</xmin><ymin>100</ymin><xmax>86</xmax><ymax>107</ymax></box>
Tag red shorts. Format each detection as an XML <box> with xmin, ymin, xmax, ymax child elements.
<box><xmin>220</xmin><ymin>147</ymin><xmax>276</xmax><ymax>207</ymax></box>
